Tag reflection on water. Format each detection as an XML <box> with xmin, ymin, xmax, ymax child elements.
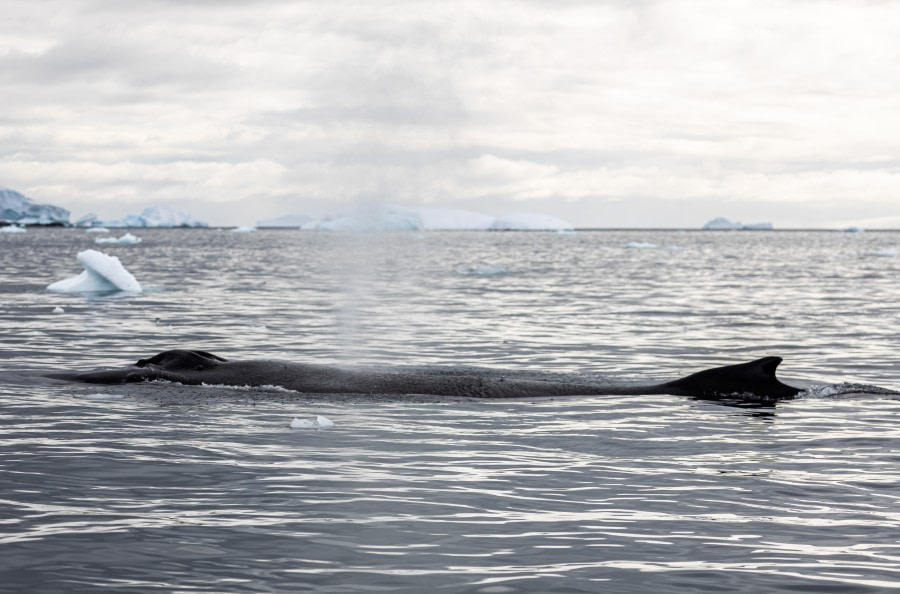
<box><xmin>1</xmin><ymin>229</ymin><xmax>900</xmax><ymax>592</ymax></box>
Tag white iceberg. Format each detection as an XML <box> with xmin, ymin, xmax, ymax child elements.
<box><xmin>626</xmin><ymin>241</ymin><xmax>657</xmax><ymax>249</ymax></box>
<box><xmin>47</xmin><ymin>249</ymin><xmax>142</xmax><ymax>293</ymax></box>
<box><xmin>703</xmin><ymin>217</ymin><xmax>773</xmax><ymax>230</ymax></box>
<box><xmin>95</xmin><ymin>232</ymin><xmax>141</xmax><ymax>245</ymax></box>
<box><xmin>257</xmin><ymin>214</ymin><xmax>315</xmax><ymax>228</ymax></box>
<box><xmin>415</xmin><ymin>208</ymin><xmax>494</xmax><ymax>230</ymax></box>
<box><xmin>304</xmin><ymin>205</ymin><xmax>424</xmax><ymax>231</ymax></box>
<box><xmin>703</xmin><ymin>217</ymin><xmax>740</xmax><ymax>230</ymax></box>
<box><xmin>489</xmin><ymin>212</ymin><xmax>574</xmax><ymax>231</ymax></box>
<box><xmin>82</xmin><ymin>205</ymin><xmax>208</xmax><ymax>228</ymax></box>
<box><xmin>0</xmin><ymin>187</ymin><xmax>70</xmax><ymax>225</ymax></box>
<box><xmin>0</xmin><ymin>224</ymin><xmax>26</xmax><ymax>233</ymax></box>
<box><xmin>231</xmin><ymin>226</ymin><xmax>256</xmax><ymax>233</ymax></box>
<box><xmin>86</xmin><ymin>227</ymin><xmax>110</xmax><ymax>233</ymax></box>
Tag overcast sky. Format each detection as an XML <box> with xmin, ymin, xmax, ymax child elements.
<box><xmin>2</xmin><ymin>0</ymin><xmax>899</xmax><ymax>228</ymax></box>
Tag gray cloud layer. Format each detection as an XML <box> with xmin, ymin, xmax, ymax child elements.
<box><xmin>1</xmin><ymin>0</ymin><xmax>899</xmax><ymax>226</ymax></box>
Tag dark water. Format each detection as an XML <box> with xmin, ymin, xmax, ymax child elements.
<box><xmin>1</xmin><ymin>228</ymin><xmax>899</xmax><ymax>592</ymax></box>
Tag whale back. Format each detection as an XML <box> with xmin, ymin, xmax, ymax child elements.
<box><xmin>135</xmin><ymin>349</ymin><xmax>228</xmax><ymax>372</ymax></box>
<box><xmin>661</xmin><ymin>356</ymin><xmax>801</xmax><ymax>400</ymax></box>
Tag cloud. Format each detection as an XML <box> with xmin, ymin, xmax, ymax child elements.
<box><xmin>1</xmin><ymin>0</ymin><xmax>899</xmax><ymax>226</ymax></box>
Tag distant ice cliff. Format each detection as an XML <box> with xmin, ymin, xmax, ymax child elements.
<box><xmin>78</xmin><ymin>205</ymin><xmax>208</xmax><ymax>228</ymax></box>
<box><xmin>0</xmin><ymin>188</ymin><xmax>70</xmax><ymax>226</ymax></box>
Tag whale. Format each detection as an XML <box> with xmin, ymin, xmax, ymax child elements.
<box><xmin>51</xmin><ymin>349</ymin><xmax>804</xmax><ymax>401</ymax></box>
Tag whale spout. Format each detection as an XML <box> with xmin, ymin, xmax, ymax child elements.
<box><xmin>662</xmin><ymin>356</ymin><xmax>801</xmax><ymax>400</ymax></box>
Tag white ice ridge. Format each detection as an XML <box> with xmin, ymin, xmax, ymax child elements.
<box><xmin>47</xmin><ymin>249</ymin><xmax>142</xmax><ymax>293</ymax></box>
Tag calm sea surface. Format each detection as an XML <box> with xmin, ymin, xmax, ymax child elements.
<box><xmin>1</xmin><ymin>228</ymin><xmax>899</xmax><ymax>593</ymax></box>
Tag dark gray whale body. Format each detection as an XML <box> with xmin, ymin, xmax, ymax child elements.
<box><xmin>54</xmin><ymin>349</ymin><xmax>803</xmax><ymax>401</ymax></box>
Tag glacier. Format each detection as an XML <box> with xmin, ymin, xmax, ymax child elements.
<box><xmin>0</xmin><ymin>188</ymin><xmax>70</xmax><ymax>226</ymax></box>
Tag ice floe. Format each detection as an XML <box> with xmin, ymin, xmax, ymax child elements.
<box><xmin>0</xmin><ymin>224</ymin><xmax>26</xmax><ymax>233</ymax></box>
<box><xmin>291</xmin><ymin>415</ymin><xmax>334</xmax><ymax>430</ymax></box>
<box><xmin>626</xmin><ymin>241</ymin><xmax>657</xmax><ymax>249</ymax></box>
<box><xmin>231</xmin><ymin>226</ymin><xmax>257</xmax><ymax>233</ymax></box>
<box><xmin>456</xmin><ymin>264</ymin><xmax>508</xmax><ymax>276</ymax></box>
<box><xmin>95</xmin><ymin>232</ymin><xmax>142</xmax><ymax>245</ymax></box>
<box><xmin>47</xmin><ymin>249</ymin><xmax>142</xmax><ymax>293</ymax></box>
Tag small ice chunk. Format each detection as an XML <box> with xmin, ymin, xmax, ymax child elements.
<box><xmin>0</xmin><ymin>225</ymin><xmax>26</xmax><ymax>233</ymax></box>
<box><xmin>52</xmin><ymin>306</ymin><xmax>65</xmax><ymax>314</ymax></box>
<box><xmin>231</xmin><ymin>226</ymin><xmax>257</xmax><ymax>233</ymax></box>
<box><xmin>86</xmin><ymin>227</ymin><xmax>110</xmax><ymax>233</ymax></box>
<box><xmin>626</xmin><ymin>241</ymin><xmax>657</xmax><ymax>249</ymax></box>
<box><xmin>291</xmin><ymin>415</ymin><xmax>334</xmax><ymax>430</ymax></box>
<box><xmin>78</xmin><ymin>393</ymin><xmax>126</xmax><ymax>400</ymax></box>
<box><xmin>456</xmin><ymin>264</ymin><xmax>508</xmax><ymax>276</ymax></box>
<box><xmin>872</xmin><ymin>248</ymin><xmax>898</xmax><ymax>257</ymax></box>
<box><xmin>47</xmin><ymin>249</ymin><xmax>142</xmax><ymax>293</ymax></box>
<box><xmin>95</xmin><ymin>232</ymin><xmax>141</xmax><ymax>245</ymax></box>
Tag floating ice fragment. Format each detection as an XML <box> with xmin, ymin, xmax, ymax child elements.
<box><xmin>78</xmin><ymin>393</ymin><xmax>126</xmax><ymax>400</ymax></box>
<box><xmin>456</xmin><ymin>264</ymin><xmax>508</xmax><ymax>276</ymax></box>
<box><xmin>0</xmin><ymin>224</ymin><xmax>26</xmax><ymax>233</ymax></box>
<box><xmin>96</xmin><ymin>232</ymin><xmax>141</xmax><ymax>245</ymax></box>
<box><xmin>86</xmin><ymin>227</ymin><xmax>110</xmax><ymax>233</ymax></box>
<box><xmin>231</xmin><ymin>226</ymin><xmax>257</xmax><ymax>233</ymax></box>
<box><xmin>872</xmin><ymin>248</ymin><xmax>898</xmax><ymax>257</ymax></box>
<box><xmin>47</xmin><ymin>249</ymin><xmax>142</xmax><ymax>293</ymax></box>
<box><xmin>626</xmin><ymin>241</ymin><xmax>657</xmax><ymax>249</ymax></box>
<box><xmin>291</xmin><ymin>415</ymin><xmax>334</xmax><ymax>430</ymax></box>
<box><xmin>52</xmin><ymin>306</ymin><xmax>65</xmax><ymax>314</ymax></box>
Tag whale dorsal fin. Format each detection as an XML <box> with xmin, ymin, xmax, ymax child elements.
<box><xmin>663</xmin><ymin>356</ymin><xmax>800</xmax><ymax>400</ymax></box>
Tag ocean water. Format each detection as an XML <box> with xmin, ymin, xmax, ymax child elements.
<box><xmin>1</xmin><ymin>228</ymin><xmax>899</xmax><ymax>593</ymax></box>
